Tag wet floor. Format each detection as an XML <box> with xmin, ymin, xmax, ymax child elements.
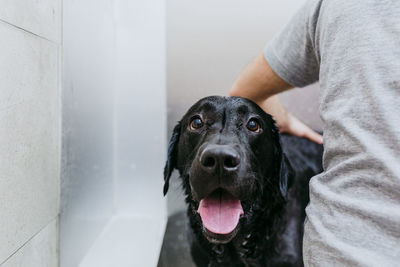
<box><xmin>158</xmin><ymin>211</ymin><xmax>196</xmax><ymax>267</ymax></box>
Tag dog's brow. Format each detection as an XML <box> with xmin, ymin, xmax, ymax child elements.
<box><xmin>200</xmin><ymin>102</ymin><xmax>216</xmax><ymax>112</ymax></box>
<box><xmin>237</xmin><ymin>104</ymin><xmax>249</xmax><ymax>115</ymax></box>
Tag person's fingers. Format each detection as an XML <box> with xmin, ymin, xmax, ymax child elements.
<box><xmin>302</xmin><ymin>128</ymin><xmax>323</xmax><ymax>144</ymax></box>
<box><xmin>294</xmin><ymin>118</ymin><xmax>323</xmax><ymax>144</ymax></box>
<box><xmin>281</xmin><ymin>113</ymin><xmax>323</xmax><ymax>144</ymax></box>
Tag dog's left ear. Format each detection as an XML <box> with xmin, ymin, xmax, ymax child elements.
<box><xmin>270</xmin><ymin>121</ymin><xmax>294</xmax><ymax>199</ymax></box>
<box><xmin>163</xmin><ymin>123</ymin><xmax>181</xmax><ymax>196</ymax></box>
<box><xmin>278</xmin><ymin>152</ymin><xmax>294</xmax><ymax>199</ymax></box>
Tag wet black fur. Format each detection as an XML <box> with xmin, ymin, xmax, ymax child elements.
<box><xmin>163</xmin><ymin>96</ymin><xmax>323</xmax><ymax>266</ymax></box>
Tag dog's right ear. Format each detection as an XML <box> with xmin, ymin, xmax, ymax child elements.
<box><xmin>163</xmin><ymin>123</ymin><xmax>181</xmax><ymax>196</ymax></box>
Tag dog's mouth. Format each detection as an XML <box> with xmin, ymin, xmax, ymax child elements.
<box><xmin>197</xmin><ymin>188</ymin><xmax>244</xmax><ymax>243</ymax></box>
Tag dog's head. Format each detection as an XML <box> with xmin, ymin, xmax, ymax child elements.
<box><xmin>164</xmin><ymin>96</ymin><xmax>293</xmax><ymax>244</ymax></box>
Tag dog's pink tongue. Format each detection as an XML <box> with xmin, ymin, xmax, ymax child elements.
<box><xmin>197</xmin><ymin>190</ymin><xmax>244</xmax><ymax>235</ymax></box>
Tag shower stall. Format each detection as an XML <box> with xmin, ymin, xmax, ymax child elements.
<box><xmin>0</xmin><ymin>0</ymin><xmax>319</xmax><ymax>266</ymax></box>
<box><xmin>61</xmin><ymin>0</ymin><xmax>167</xmax><ymax>266</ymax></box>
<box><xmin>59</xmin><ymin>0</ymin><xmax>321</xmax><ymax>265</ymax></box>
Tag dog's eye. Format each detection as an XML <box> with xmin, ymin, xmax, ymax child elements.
<box><xmin>247</xmin><ymin>119</ymin><xmax>261</xmax><ymax>132</ymax></box>
<box><xmin>190</xmin><ymin>117</ymin><xmax>204</xmax><ymax>130</ymax></box>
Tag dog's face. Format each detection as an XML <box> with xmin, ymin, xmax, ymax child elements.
<box><xmin>164</xmin><ymin>96</ymin><xmax>292</xmax><ymax>244</ymax></box>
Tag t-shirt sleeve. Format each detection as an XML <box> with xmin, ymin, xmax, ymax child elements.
<box><xmin>264</xmin><ymin>0</ymin><xmax>323</xmax><ymax>88</ymax></box>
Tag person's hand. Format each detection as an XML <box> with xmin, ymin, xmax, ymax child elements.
<box><xmin>279</xmin><ymin>112</ymin><xmax>323</xmax><ymax>144</ymax></box>
<box><xmin>229</xmin><ymin>53</ymin><xmax>322</xmax><ymax>144</ymax></box>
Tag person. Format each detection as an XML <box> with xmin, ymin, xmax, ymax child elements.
<box><xmin>230</xmin><ymin>0</ymin><xmax>400</xmax><ymax>266</ymax></box>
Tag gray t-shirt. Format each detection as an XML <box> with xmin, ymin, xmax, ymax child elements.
<box><xmin>264</xmin><ymin>0</ymin><xmax>400</xmax><ymax>266</ymax></box>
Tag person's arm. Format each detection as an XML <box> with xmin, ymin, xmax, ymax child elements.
<box><xmin>230</xmin><ymin>53</ymin><xmax>323</xmax><ymax>144</ymax></box>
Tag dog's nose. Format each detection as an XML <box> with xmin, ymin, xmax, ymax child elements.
<box><xmin>200</xmin><ymin>145</ymin><xmax>240</xmax><ymax>173</ymax></box>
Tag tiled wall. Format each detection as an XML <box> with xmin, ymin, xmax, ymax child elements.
<box><xmin>0</xmin><ymin>0</ymin><xmax>61</xmax><ymax>266</ymax></box>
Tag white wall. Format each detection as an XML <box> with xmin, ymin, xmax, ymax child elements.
<box><xmin>0</xmin><ymin>0</ymin><xmax>61</xmax><ymax>265</ymax></box>
<box><xmin>167</xmin><ymin>0</ymin><xmax>322</xmax><ymax>215</ymax></box>
<box><xmin>61</xmin><ymin>0</ymin><xmax>115</xmax><ymax>266</ymax></box>
<box><xmin>61</xmin><ymin>0</ymin><xmax>167</xmax><ymax>266</ymax></box>
<box><xmin>113</xmin><ymin>0</ymin><xmax>167</xmax><ymax>218</ymax></box>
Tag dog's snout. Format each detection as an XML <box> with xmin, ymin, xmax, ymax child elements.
<box><xmin>200</xmin><ymin>145</ymin><xmax>240</xmax><ymax>173</ymax></box>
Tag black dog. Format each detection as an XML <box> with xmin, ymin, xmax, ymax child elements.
<box><xmin>163</xmin><ymin>96</ymin><xmax>323</xmax><ymax>266</ymax></box>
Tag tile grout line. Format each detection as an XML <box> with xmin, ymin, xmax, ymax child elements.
<box><xmin>0</xmin><ymin>18</ymin><xmax>59</xmax><ymax>45</ymax></box>
<box><xmin>0</xmin><ymin>216</ymin><xmax>59</xmax><ymax>266</ymax></box>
